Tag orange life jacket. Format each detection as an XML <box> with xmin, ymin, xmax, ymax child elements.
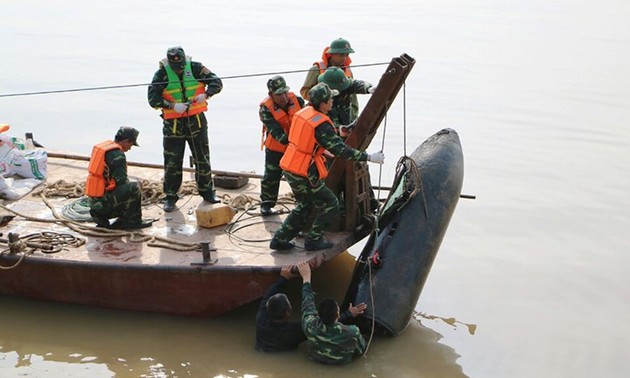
<box><xmin>85</xmin><ymin>140</ymin><xmax>122</xmax><ymax>198</ymax></box>
<box><xmin>280</xmin><ymin>106</ymin><xmax>331</xmax><ymax>179</ymax></box>
<box><xmin>160</xmin><ymin>58</ymin><xmax>208</xmax><ymax>120</ymax></box>
<box><xmin>315</xmin><ymin>46</ymin><xmax>353</xmax><ymax>77</ymax></box>
<box><xmin>260</xmin><ymin>92</ymin><xmax>302</xmax><ymax>153</ymax></box>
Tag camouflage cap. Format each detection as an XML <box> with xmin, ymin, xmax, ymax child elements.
<box><xmin>328</xmin><ymin>38</ymin><xmax>355</xmax><ymax>54</ymax></box>
<box><xmin>308</xmin><ymin>83</ymin><xmax>339</xmax><ymax>107</ymax></box>
<box><xmin>115</xmin><ymin>126</ymin><xmax>140</xmax><ymax>146</ymax></box>
<box><xmin>267</xmin><ymin>76</ymin><xmax>290</xmax><ymax>95</ymax></box>
<box><xmin>318</xmin><ymin>67</ymin><xmax>351</xmax><ymax>91</ymax></box>
<box><xmin>166</xmin><ymin>46</ymin><xmax>186</xmax><ymax>70</ymax></box>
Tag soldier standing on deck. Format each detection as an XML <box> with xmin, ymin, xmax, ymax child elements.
<box><xmin>300</xmin><ymin>38</ymin><xmax>358</xmax><ymax>119</ymax></box>
<box><xmin>269</xmin><ymin>83</ymin><xmax>384</xmax><ymax>252</ymax></box>
<box><xmin>258</xmin><ymin>76</ymin><xmax>305</xmax><ymax>216</ymax></box>
<box><xmin>148</xmin><ymin>46</ymin><xmax>223</xmax><ymax>212</ymax></box>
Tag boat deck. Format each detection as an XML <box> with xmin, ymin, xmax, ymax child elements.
<box><xmin>0</xmin><ymin>155</ymin><xmax>363</xmax><ymax>316</ymax></box>
<box><xmin>1</xmin><ymin>156</ymin><xmax>358</xmax><ymax>269</ymax></box>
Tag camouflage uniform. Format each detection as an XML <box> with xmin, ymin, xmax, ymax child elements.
<box><xmin>147</xmin><ymin>59</ymin><xmax>223</xmax><ymax>203</ymax></box>
<box><xmin>318</xmin><ymin>69</ymin><xmax>378</xmax><ymax>211</ymax></box>
<box><xmin>302</xmin><ymin>66</ymin><xmax>360</xmax><ymax>120</ymax></box>
<box><xmin>259</xmin><ymin>95</ymin><xmax>306</xmax><ymax>208</ymax></box>
<box><xmin>301</xmin><ymin>282</ymin><xmax>366</xmax><ymax>364</ymax></box>
<box><xmin>89</xmin><ymin>149</ymin><xmax>143</xmax><ymax>226</ymax></box>
<box><xmin>327</xmin><ymin>79</ymin><xmax>373</xmax><ymax>126</ymax></box>
<box><xmin>273</xmin><ymin>120</ymin><xmax>367</xmax><ymax>243</ymax></box>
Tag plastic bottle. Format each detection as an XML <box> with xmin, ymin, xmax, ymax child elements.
<box><xmin>24</xmin><ymin>132</ymin><xmax>35</xmax><ymax>150</ymax></box>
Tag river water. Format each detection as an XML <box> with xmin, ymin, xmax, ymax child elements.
<box><xmin>2</xmin><ymin>0</ymin><xmax>629</xmax><ymax>377</ymax></box>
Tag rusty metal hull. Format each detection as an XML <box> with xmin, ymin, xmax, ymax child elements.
<box><xmin>0</xmin><ymin>256</ymin><xmax>277</xmax><ymax>317</ymax></box>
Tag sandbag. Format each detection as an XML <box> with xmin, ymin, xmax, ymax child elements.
<box><xmin>12</xmin><ymin>149</ymin><xmax>48</xmax><ymax>180</ymax></box>
<box><xmin>0</xmin><ymin>135</ymin><xmax>48</xmax><ymax>179</ymax></box>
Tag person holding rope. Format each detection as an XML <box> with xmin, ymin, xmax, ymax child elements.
<box><xmin>269</xmin><ymin>83</ymin><xmax>384</xmax><ymax>251</ymax></box>
<box><xmin>258</xmin><ymin>76</ymin><xmax>305</xmax><ymax>217</ymax></box>
<box><xmin>148</xmin><ymin>46</ymin><xmax>223</xmax><ymax>212</ymax></box>
<box><xmin>86</xmin><ymin>127</ymin><xmax>153</xmax><ymax>230</ymax></box>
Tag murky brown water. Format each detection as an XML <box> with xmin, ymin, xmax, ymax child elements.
<box><xmin>2</xmin><ymin>0</ymin><xmax>630</xmax><ymax>377</ymax></box>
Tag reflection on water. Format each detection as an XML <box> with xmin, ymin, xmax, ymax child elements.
<box><xmin>414</xmin><ymin>312</ymin><xmax>477</xmax><ymax>336</ymax></box>
<box><xmin>0</xmin><ymin>254</ymin><xmax>467</xmax><ymax>378</ymax></box>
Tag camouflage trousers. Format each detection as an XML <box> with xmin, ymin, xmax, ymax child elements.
<box><xmin>163</xmin><ymin>119</ymin><xmax>214</xmax><ymax>202</ymax></box>
<box><xmin>273</xmin><ymin>172</ymin><xmax>338</xmax><ymax>242</ymax></box>
<box><xmin>260</xmin><ymin>149</ymin><xmax>284</xmax><ymax>207</ymax></box>
<box><xmin>89</xmin><ymin>181</ymin><xmax>142</xmax><ymax>224</ymax></box>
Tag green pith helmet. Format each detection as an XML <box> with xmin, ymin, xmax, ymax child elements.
<box><xmin>318</xmin><ymin>67</ymin><xmax>351</xmax><ymax>91</ymax></box>
<box><xmin>308</xmin><ymin>83</ymin><xmax>339</xmax><ymax>107</ymax></box>
<box><xmin>328</xmin><ymin>38</ymin><xmax>354</xmax><ymax>54</ymax></box>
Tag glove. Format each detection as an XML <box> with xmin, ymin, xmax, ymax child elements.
<box><xmin>367</xmin><ymin>151</ymin><xmax>385</xmax><ymax>164</ymax></box>
<box><xmin>194</xmin><ymin>93</ymin><xmax>207</xmax><ymax>103</ymax></box>
<box><xmin>173</xmin><ymin>103</ymin><xmax>188</xmax><ymax>114</ymax></box>
<box><xmin>368</xmin><ymin>86</ymin><xmax>376</xmax><ymax>94</ymax></box>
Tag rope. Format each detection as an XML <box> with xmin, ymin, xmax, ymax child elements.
<box><xmin>362</xmin><ymin>259</ymin><xmax>378</xmax><ymax>357</ymax></box>
<box><xmin>0</xmin><ymin>62</ymin><xmax>390</xmax><ymax>98</ymax></box>
<box><xmin>223</xmin><ymin>193</ymin><xmax>295</xmax><ymax>245</ymax></box>
<box><xmin>0</xmin><ymin>192</ymin><xmax>201</xmax><ymax>253</ymax></box>
<box><xmin>0</xmin><ymin>248</ymin><xmax>32</xmax><ymax>269</ymax></box>
<box><xmin>39</xmin><ymin>179</ymin><xmax>198</xmax><ymax>206</ymax></box>
<box><xmin>403</xmin><ymin>81</ymin><xmax>407</xmax><ymax>156</ymax></box>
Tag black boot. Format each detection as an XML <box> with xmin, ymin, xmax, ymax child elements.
<box><xmin>110</xmin><ymin>218</ymin><xmax>154</xmax><ymax>230</ymax></box>
<box><xmin>90</xmin><ymin>210</ymin><xmax>110</xmax><ymax>228</ymax></box>
<box><xmin>202</xmin><ymin>191</ymin><xmax>221</xmax><ymax>204</ymax></box>
<box><xmin>163</xmin><ymin>199</ymin><xmax>177</xmax><ymax>212</ymax></box>
<box><xmin>304</xmin><ymin>238</ymin><xmax>334</xmax><ymax>251</ymax></box>
<box><xmin>269</xmin><ymin>238</ymin><xmax>294</xmax><ymax>251</ymax></box>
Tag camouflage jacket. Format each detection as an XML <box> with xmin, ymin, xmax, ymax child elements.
<box><xmin>328</xmin><ymin>79</ymin><xmax>373</xmax><ymax>126</ymax></box>
<box><xmin>300</xmin><ymin>121</ymin><xmax>367</xmax><ymax>182</ymax></box>
<box><xmin>105</xmin><ymin>149</ymin><xmax>129</xmax><ymax>187</ymax></box>
<box><xmin>300</xmin><ymin>64</ymin><xmax>360</xmax><ymax>121</ymax></box>
<box><xmin>301</xmin><ymin>282</ymin><xmax>367</xmax><ymax>364</ymax></box>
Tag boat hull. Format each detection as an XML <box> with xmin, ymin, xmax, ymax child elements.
<box><xmin>0</xmin><ymin>256</ymin><xmax>278</xmax><ymax>317</ymax></box>
<box><xmin>344</xmin><ymin>128</ymin><xmax>464</xmax><ymax>335</ymax></box>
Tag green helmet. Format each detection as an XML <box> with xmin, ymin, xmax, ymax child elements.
<box><xmin>308</xmin><ymin>83</ymin><xmax>339</xmax><ymax>107</ymax></box>
<box><xmin>318</xmin><ymin>67</ymin><xmax>351</xmax><ymax>91</ymax></box>
<box><xmin>328</xmin><ymin>38</ymin><xmax>354</xmax><ymax>54</ymax></box>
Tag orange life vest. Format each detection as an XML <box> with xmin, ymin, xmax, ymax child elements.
<box><xmin>280</xmin><ymin>106</ymin><xmax>332</xmax><ymax>179</ymax></box>
<box><xmin>85</xmin><ymin>140</ymin><xmax>122</xmax><ymax>198</ymax></box>
<box><xmin>260</xmin><ymin>92</ymin><xmax>302</xmax><ymax>153</ymax></box>
<box><xmin>315</xmin><ymin>47</ymin><xmax>353</xmax><ymax>78</ymax></box>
